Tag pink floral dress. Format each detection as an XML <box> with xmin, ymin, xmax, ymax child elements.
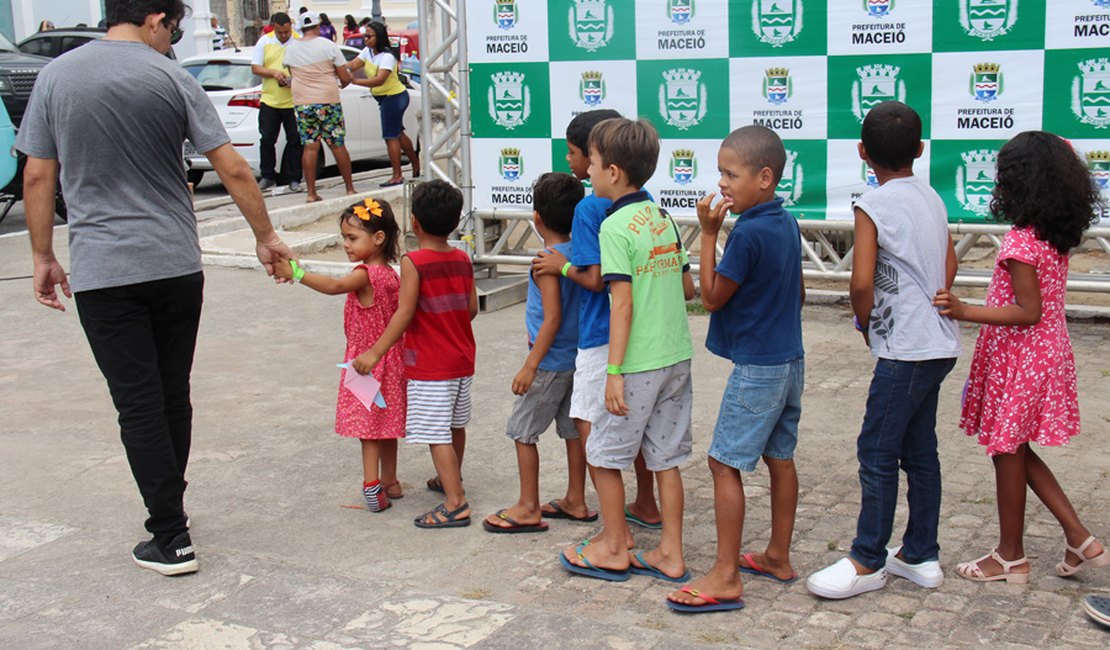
<box><xmin>336</xmin><ymin>264</ymin><xmax>406</xmax><ymax>439</ymax></box>
<box><xmin>960</xmin><ymin>227</ymin><xmax>1079</xmax><ymax>456</ymax></box>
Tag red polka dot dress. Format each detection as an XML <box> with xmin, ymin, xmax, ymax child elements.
<box><xmin>336</xmin><ymin>264</ymin><xmax>406</xmax><ymax>439</ymax></box>
<box><xmin>959</xmin><ymin>227</ymin><xmax>1079</xmax><ymax>456</ymax></box>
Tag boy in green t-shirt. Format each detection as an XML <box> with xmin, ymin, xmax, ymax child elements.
<box><xmin>558</xmin><ymin>118</ymin><xmax>696</xmax><ymax>583</ymax></box>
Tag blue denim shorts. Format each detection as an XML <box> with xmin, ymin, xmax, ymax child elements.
<box><xmin>375</xmin><ymin>91</ymin><xmax>409</xmax><ymax>139</ymax></box>
<box><xmin>708</xmin><ymin>358</ymin><xmax>804</xmax><ymax>472</ymax></box>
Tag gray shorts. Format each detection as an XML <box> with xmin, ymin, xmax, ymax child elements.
<box><xmin>586</xmin><ymin>359</ymin><xmax>693</xmax><ymax>471</ymax></box>
<box><xmin>505</xmin><ymin>369</ymin><xmax>576</xmax><ymax>444</ymax></box>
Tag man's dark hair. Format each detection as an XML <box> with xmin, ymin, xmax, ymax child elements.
<box><xmin>270</xmin><ymin>12</ymin><xmax>291</xmax><ymax>26</ymax></box>
<box><xmin>861</xmin><ymin>101</ymin><xmax>922</xmax><ymax>171</ymax></box>
<box><xmin>565</xmin><ymin>109</ymin><xmax>621</xmax><ymax>152</ymax></box>
<box><xmin>106</xmin><ymin>0</ymin><xmax>189</xmax><ymax>27</ymax></box>
<box><xmin>298</xmin><ymin>6</ymin><xmax>308</xmax><ymax>13</ymax></box>
<box><xmin>411</xmin><ymin>180</ymin><xmax>464</xmax><ymax>237</ymax></box>
<box><xmin>587</xmin><ymin>118</ymin><xmax>660</xmax><ymax>189</ymax></box>
<box><xmin>532</xmin><ymin>173</ymin><xmax>584</xmax><ymax>235</ymax></box>
<box><xmin>721</xmin><ymin>125</ymin><xmax>787</xmax><ymax>184</ymax></box>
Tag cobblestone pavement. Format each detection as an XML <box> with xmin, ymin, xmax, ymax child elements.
<box><xmin>1</xmin><ymin>255</ymin><xmax>1108</xmax><ymax>648</ymax></box>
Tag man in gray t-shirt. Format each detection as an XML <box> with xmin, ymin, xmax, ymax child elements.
<box><xmin>17</xmin><ymin>0</ymin><xmax>294</xmax><ymax>577</ymax></box>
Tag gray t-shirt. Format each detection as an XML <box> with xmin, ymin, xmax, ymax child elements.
<box><xmin>854</xmin><ymin>176</ymin><xmax>961</xmax><ymax>361</ymax></box>
<box><xmin>16</xmin><ymin>40</ymin><xmax>230</xmax><ymax>292</ymax></box>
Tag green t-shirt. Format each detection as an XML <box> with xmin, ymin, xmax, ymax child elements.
<box><xmin>599</xmin><ymin>193</ymin><xmax>693</xmax><ymax>374</ymax></box>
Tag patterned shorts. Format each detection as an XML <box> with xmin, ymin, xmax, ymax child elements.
<box><xmin>294</xmin><ymin>103</ymin><xmax>346</xmax><ymax>146</ymax></box>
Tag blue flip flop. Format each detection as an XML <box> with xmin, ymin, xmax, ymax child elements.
<box><xmin>558</xmin><ymin>544</ymin><xmax>630</xmax><ymax>582</ymax></box>
<box><xmin>665</xmin><ymin>586</ymin><xmax>746</xmax><ymax>613</ymax></box>
<box><xmin>629</xmin><ymin>551</ymin><xmax>690</xmax><ymax>583</ymax></box>
<box><xmin>624</xmin><ymin>507</ymin><xmax>663</xmax><ymax>530</ymax></box>
<box><xmin>738</xmin><ymin>552</ymin><xmax>799</xmax><ymax>584</ymax></box>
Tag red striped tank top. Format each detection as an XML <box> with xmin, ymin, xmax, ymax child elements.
<box><xmin>403</xmin><ymin>248</ymin><xmax>476</xmax><ymax>380</ymax></box>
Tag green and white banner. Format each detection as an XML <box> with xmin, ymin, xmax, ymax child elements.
<box><xmin>468</xmin><ymin>0</ymin><xmax>1110</xmax><ymax>222</ymax></box>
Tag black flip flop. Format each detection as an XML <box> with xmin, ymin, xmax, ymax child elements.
<box><xmin>482</xmin><ymin>509</ymin><xmax>549</xmax><ymax>534</ymax></box>
<box><xmin>541</xmin><ymin>499</ymin><xmax>598</xmax><ymax>522</ymax></box>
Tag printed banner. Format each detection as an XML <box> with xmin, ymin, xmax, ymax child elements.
<box><xmin>467</xmin><ymin>0</ymin><xmax>1110</xmax><ymax>222</ymax></box>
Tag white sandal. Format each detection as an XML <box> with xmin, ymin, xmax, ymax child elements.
<box><xmin>956</xmin><ymin>549</ymin><xmax>1030</xmax><ymax>584</ymax></box>
<box><xmin>1056</xmin><ymin>535</ymin><xmax>1110</xmax><ymax>577</ymax></box>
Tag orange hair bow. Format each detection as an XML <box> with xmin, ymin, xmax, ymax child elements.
<box><xmin>353</xmin><ymin>198</ymin><xmax>384</xmax><ymax>221</ymax></box>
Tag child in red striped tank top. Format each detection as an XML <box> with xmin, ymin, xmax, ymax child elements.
<box><xmin>354</xmin><ymin>180</ymin><xmax>478</xmax><ymax>529</ymax></box>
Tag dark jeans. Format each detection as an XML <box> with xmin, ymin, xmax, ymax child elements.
<box><xmin>850</xmin><ymin>357</ymin><xmax>957</xmax><ymax>570</ymax></box>
<box><xmin>259</xmin><ymin>102</ymin><xmax>302</xmax><ymax>184</ymax></box>
<box><xmin>75</xmin><ymin>273</ymin><xmax>204</xmax><ymax>542</ymax></box>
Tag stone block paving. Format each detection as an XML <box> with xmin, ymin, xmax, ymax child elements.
<box><xmin>1</xmin><ymin>264</ymin><xmax>1108</xmax><ymax>648</ymax></box>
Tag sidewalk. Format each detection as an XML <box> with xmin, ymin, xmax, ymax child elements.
<box><xmin>1</xmin><ymin>235</ymin><xmax>1108</xmax><ymax>647</ymax></box>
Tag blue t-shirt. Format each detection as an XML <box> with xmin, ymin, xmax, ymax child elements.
<box><xmin>569</xmin><ymin>193</ymin><xmax>612</xmax><ymax>349</ymax></box>
<box><xmin>526</xmin><ymin>241</ymin><xmax>581</xmax><ymax>371</ymax></box>
<box><xmin>706</xmin><ymin>198</ymin><xmax>804</xmax><ymax>365</ymax></box>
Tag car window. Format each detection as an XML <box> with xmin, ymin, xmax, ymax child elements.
<box><xmin>59</xmin><ymin>36</ymin><xmax>94</xmax><ymax>55</ymax></box>
<box><xmin>18</xmin><ymin>36</ymin><xmax>54</xmax><ymax>57</ymax></box>
<box><xmin>183</xmin><ymin>61</ymin><xmax>260</xmax><ymax>90</ymax></box>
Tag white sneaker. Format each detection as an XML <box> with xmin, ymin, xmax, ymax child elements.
<box><xmin>258</xmin><ymin>178</ymin><xmax>276</xmax><ymax>190</ymax></box>
<box><xmin>288</xmin><ymin>181</ymin><xmax>302</xmax><ymax>193</ymax></box>
<box><xmin>806</xmin><ymin>557</ymin><xmax>888</xmax><ymax>599</ymax></box>
<box><xmin>885</xmin><ymin>546</ymin><xmax>944</xmax><ymax>588</ymax></box>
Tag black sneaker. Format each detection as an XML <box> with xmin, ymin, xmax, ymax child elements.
<box><xmin>132</xmin><ymin>532</ymin><xmax>198</xmax><ymax>576</ymax></box>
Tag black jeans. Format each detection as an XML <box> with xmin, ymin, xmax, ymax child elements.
<box><xmin>75</xmin><ymin>272</ymin><xmax>204</xmax><ymax>542</ymax></box>
<box><xmin>258</xmin><ymin>102</ymin><xmax>302</xmax><ymax>184</ymax></box>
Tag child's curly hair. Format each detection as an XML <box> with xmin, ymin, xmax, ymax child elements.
<box><xmin>339</xmin><ymin>197</ymin><xmax>400</xmax><ymax>262</ymax></box>
<box><xmin>990</xmin><ymin>131</ymin><xmax>1103</xmax><ymax>254</ymax></box>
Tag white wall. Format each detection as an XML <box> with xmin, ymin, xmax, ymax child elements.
<box><xmin>13</xmin><ymin>0</ymin><xmax>101</xmax><ymax>40</ymax></box>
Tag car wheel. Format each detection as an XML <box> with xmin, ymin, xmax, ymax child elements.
<box><xmin>186</xmin><ymin>170</ymin><xmax>205</xmax><ymax>186</ymax></box>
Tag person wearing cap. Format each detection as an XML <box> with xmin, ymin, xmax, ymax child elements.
<box><xmin>283</xmin><ymin>12</ymin><xmax>358</xmax><ymax>202</ymax></box>
<box><xmin>251</xmin><ymin>12</ymin><xmax>301</xmax><ymax>191</ymax></box>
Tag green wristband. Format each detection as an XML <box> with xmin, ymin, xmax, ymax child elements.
<box><xmin>561</xmin><ymin>262</ymin><xmax>573</xmax><ymax>277</ymax></box>
<box><xmin>289</xmin><ymin>259</ymin><xmax>306</xmax><ymax>283</ymax></box>
<box><xmin>606</xmin><ymin>363</ymin><xmax>622</xmax><ymax>375</ymax></box>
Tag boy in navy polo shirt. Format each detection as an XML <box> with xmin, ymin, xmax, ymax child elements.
<box><xmin>667</xmin><ymin>125</ymin><xmax>805</xmax><ymax>613</ymax></box>
<box><xmin>483</xmin><ymin>173</ymin><xmax>588</xmax><ymax>533</ymax></box>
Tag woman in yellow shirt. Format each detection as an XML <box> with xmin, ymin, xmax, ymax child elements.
<box><xmin>346</xmin><ymin>22</ymin><xmax>420</xmax><ymax>187</ymax></box>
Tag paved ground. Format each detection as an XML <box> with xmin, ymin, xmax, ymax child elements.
<box><xmin>1</xmin><ymin>224</ymin><xmax>1109</xmax><ymax>649</ymax></box>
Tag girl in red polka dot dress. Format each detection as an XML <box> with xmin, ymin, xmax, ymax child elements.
<box><xmin>933</xmin><ymin>131</ymin><xmax>1106</xmax><ymax>584</ymax></box>
<box><xmin>275</xmin><ymin>198</ymin><xmax>407</xmax><ymax>512</ymax></box>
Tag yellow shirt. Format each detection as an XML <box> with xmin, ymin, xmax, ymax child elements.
<box><xmin>358</xmin><ymin>49</ymin><xmax>406</xmax><ymax>97</ymax></box>
<box><xmin>251</xmin><ymin>32</ymin><xmax>299</xmax><ymax>109</ymax></box>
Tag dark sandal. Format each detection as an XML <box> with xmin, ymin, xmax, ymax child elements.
<box><xmin>414</xmin><ymin>502</ymin><xmax>471</xmax><ymax>529</ymax></box>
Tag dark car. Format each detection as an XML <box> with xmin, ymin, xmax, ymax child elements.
<box><xmin>0</xmin><ymin>33</ymin><xmax>50</xmax><ymax>127</ymax></box>
<box><xmin>17</xmin><ymin>27</ymin><xmax>105</xmax><ymax>59</ymax></box>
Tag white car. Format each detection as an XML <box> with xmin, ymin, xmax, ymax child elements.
<box><xmin>180</xmin><ymin>46</ymin><xmax>418</xmax><ymax>185</ymax></box>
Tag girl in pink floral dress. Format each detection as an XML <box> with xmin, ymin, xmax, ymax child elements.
<box><xmin>274</xmin><ymin>198</ymin><xmax>407</xmax><ymax>512</ymax></box>
<box><xmin>933</xmin><ymin>132</ymin><xmax>1107</xmax><ymax>583</ymax></box>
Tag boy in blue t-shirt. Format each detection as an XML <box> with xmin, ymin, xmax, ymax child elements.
<box><xmin>532</xmin><ymin>109</ymin><xmax>662</xmax><ymax>531</ymax></box>
<box><xmin>667</xmin><ymin>125</ymin><xmax>805</xmax><ymax>613</ymax></box>
<box><xmin>484</xmin><ymin>173</ymin><xmax>588</xmax><ymax>533</ymax></box>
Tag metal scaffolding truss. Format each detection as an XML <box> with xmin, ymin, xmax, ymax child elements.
<box><xmin>417</xmin><ymin>3</ymin><xmax>1109</xmax><ymax>293</ymax></box>
<box><xmin>416</xmin><ymin>0</ymin><xmax>474</xmax><ymax>241</ymax></box>
<box><xmin>471</xmin><ymin>209</ymin><xmax>1110</xmax><ymax>293</ymax></box>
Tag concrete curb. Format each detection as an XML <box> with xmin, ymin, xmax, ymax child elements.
<box><xmin>197</xmin><ymin>186</ymin><xmax>406</xmax><ymax>239</ymax></box>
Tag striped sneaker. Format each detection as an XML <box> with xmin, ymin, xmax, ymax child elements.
<box><xmin>363</xmin><ymin>480</ymin><xmax>391</xmax><ymax>512</ymax></box>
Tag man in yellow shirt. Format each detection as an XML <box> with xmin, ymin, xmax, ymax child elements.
<box><xmin>251</xmin><ymin>13</ymin><xmax>301</xmax><ymax>191</ymax></box>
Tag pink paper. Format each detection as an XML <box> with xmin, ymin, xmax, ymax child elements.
<box><xmin>343</xmin><ymin>365</ymin><xmax>385</xmax><ymax>412</ymax></box>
